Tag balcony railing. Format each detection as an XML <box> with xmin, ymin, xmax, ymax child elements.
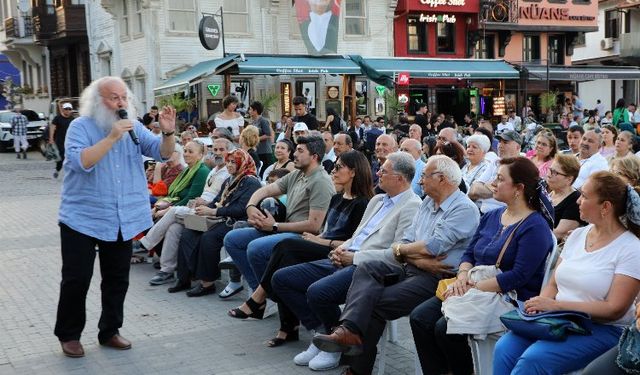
<box><xmin>620</xmin><ymin>32</ymin><xmax>640</xmax><ymax>58</ymax></box>
<box><xmin>55</xmin><ymin>5</ymin><xmax>86</xmax><ymax>37</ymax></box>
<box><xmin>33</xmin><ymin>5</ymin><xmax>57</xmax><ymax>42</ymax></box>
<box><xmin>4</xmin><ymin>16</ymin><xmax>34</xmax><ymax>39</ymax></box>
<box><xmin>479</xmin><ymin>0</ymin><xmax>518</xmax><ymax>25</ymax></box>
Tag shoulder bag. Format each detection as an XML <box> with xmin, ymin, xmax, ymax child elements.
<box><xmin>616</xmin><ymin>321</ymin><xmax>640</xmax><ymax>374</ymax></box>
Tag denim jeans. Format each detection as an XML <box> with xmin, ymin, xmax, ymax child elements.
<box><xmin>271</xmin><ymin>259</ymin><xmax>355</xmax><ymax>333</ymax></box>
<box><xmin>223</xmin><ymin>227</ymin><xmax>298</xmax><ymax>290</ymax></box>
<box><xmin>493</xmin><ymin>323</ymin><xmax>623</xmax><ymax>375</ymax></box>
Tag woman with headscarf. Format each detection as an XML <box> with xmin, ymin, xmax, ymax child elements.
<box><xmin>169</xmin><ymin>149</ymin><xmax>262</xmax><ymax>296</ymax></box>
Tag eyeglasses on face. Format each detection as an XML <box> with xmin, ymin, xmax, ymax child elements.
<box><xmin>548</xmin><ymin>168</ymin><xmax>567</xmax><ymax>177</ymax></box>
<box><xmin>421</xmin><ymin>171</ymin><xmax>443</xmax><ymax>180</ymax></box>
<box><xmin>101</xmin><ymin>94</ymin><xmax>128</xmax><ymax>103</ymax></box>
<box><xmin>332</xmin><ymin>162</ymin><xmax>346</xmax><ymax>173</ymax></box>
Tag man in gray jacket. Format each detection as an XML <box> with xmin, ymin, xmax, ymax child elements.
<box><xmin>271</xmin><ymin>152</ymin><xmax>421</xmax><ymax>371</ymax></box>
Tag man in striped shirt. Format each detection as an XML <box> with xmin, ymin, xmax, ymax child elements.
<box><xmin>10</xmin><ymin>106</ymin><xmax>29</xmax><ymax>159</ymax></box>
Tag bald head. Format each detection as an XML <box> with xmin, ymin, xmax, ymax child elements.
<box><xmin>400</xmin><ymin>138</ymin><xmax>422</xmax><ymax>160</ymax></box>
<box><xmin>375</xmin><ymin>134</ymin><xmax>398</xmax><ymax>163</ymax></box>
<box><xmin>437</xmin><ymin>128</ymin><xmax>456</xmax><ymax>144</ymax></box>
<box><xmin>333</xmin><ymin>133</ymin><xmax>352</xmax><ymax>157</ymax></box>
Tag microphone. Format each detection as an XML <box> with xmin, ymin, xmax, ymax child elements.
<box><xmin>117</xmin><ymin>109</ymin><xmax>139</xmax><ymax>145</ymax></box>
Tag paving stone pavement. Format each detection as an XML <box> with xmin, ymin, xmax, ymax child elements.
<box><xmin>0</xmin><ymin>151</ymin><xmax>419</xmax><ymax>375</ymax></box>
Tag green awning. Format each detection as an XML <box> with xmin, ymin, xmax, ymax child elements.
<box><xmin>223</xmin><ymin>55</ymin><xmax>362</xmax><ymax>75</ymax></box>
<box><xmin>523</xmin><ymin>65</ymin><xmax>640</xmax><ymax>81</ymax></box>
<box><xmin>356</xmin><ymin>57</ymin><xmax>520</xmax><ymax>87</ymax></box>
<box><xmin>153</xmin><ymin>55</ymin><xmax>237</xmax><ymax>95</ymax></box>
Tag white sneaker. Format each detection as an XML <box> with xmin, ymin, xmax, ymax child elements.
<box><xmin>294</xmin><ymin>342</ymin><xmax>321</xmax><ymax>366</ymax></box>
<box><xmin>308</xmin><ymin>351</ymin><xmax>341</xmax><ymax>371</ymax></box>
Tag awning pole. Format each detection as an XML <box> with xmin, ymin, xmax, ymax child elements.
<box><xmin>224</xmin><ymin>74</ymin><xmax>231</xmax><ymax>97</ymax></box>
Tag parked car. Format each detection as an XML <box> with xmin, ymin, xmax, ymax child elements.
<box><xmin>0</xmin><ymin>110</ymin><xmax>48</xmax><ymax>152</ymax></box>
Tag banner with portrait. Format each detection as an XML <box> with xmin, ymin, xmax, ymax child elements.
<box><xmin>294</xmin><ymin>0</ymin><xmax>341</xmax><ymax>55</ymax></box>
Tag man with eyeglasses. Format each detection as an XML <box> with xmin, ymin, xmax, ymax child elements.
<box><xmin>572</xmin><ymin>130</ymin><xmax>608</xmax><ymax>189</ymax></box>
<box><xmin>55</xmin><ymin>76</ymin><xmax>176</xmax><ymax>358</ymax></box>
<box><xmin>49</xmin><ymin>102</ymin><xmax>75</xmax><ymax>178</ymax></box>
<box><xmin>272</xmin><ymin>152</ymin><xmax>421</xmax><ymax>371</ymax></box>
<box><xmin>311</xmin><ymin>156</ymin><xmax>479</xmax><ymax>375</ymax></box>
<box><xmin>436</xmin><ymin>128</ymin><xmax>457</xmax><ymax>147</ymax></box>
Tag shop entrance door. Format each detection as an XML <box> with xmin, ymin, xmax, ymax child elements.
<box><xmin>436</xmin><ymin>88</ymin><xmax>470</xmax><ymax>124</ymax></box>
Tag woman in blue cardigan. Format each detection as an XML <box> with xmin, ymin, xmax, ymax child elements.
<box><xmin>169</xmin><ymin>149</ymin><xmax>261</xmax><ymax>296</ymax></box>
<box><xmin>410</xmin><ymin>157</ymin><xmax>554</xmax><ymax>375</ymax></box>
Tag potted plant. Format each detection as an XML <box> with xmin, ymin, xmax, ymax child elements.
<box><xmin>383</xmin><ymin>89</ymin><xmax>404</xmax><ymax>126</ymax></box>
<box><xmin>257</xmin><ymin>92</ymin><xmax>280</xmax><ymax>120</ymax></box>
<box><xmin>539</xmin><ymin>91</ymin><xmax>558</xmax><ymax>123</ymax></box>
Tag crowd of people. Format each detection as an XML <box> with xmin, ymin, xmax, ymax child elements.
<box><xmin>54</xmin><ymin>78</ymin><xmax>640</xmax><ymax>375</ymax></box>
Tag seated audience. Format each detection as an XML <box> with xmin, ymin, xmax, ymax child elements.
<box><xmin>564</xmin><ymin>125</ymin><xmax>584</xmax><ymax>155</ymax></box>
<box><xmin>545</xmin><ymin>154</ymin><xmax>585</xmax><ymax>241</ymax></box>
<box><xmin>169</xmin><ymin>149</ymin><xmax>261</xmax><ymax>296</ymax></box>
<box><xmin>229</xmin><ymin>151</ymin><xmax>372</xmax><ymax>350</ymax></box>
<box><xmin>399</xmin><ymin>138</ymin><xmax>426</xmax><ymax>196</ymax></box>
<box><xmin>610</xmin><ymin>155</ymin><xmax>640</xmax><ymax>187</ymax></box>
<box><xmin>141</xmin><ymin>141</ymin><xmax>210</xmax><ymax>285</ymax></box>
<box><xmin>461</xmin><ymin>134</ymin><xmax>490</xmax><ymax>191</ymax></box>
<box><xmin>261</xmin><ymin>139</ymin><xmax>295</xmax><ymax>183</ymax></box>
<box><xmin>223</xmin><ymin>136</ymin><xmax>335</xmax><ymax>303</ymax></box>
<box><xmin>526</xmin><ymin>130</ymin><xmax>557</xmax><ymax>178</ymax></box>
<box><xmin>411</xmin><ymin>157</ymin><xmax>554</xmax><ymax>375</ymax></box>
<box><xmin>147</xmin><ymin>143</ymin><xmax>185</xmax><ymax>199</ymax></box>
<box><xmin>333</xmin><ymin>133</ymin><xmax>353</xmax><ymax>158</ymax></box>
<box><xmin>271</xmin><ymin>152</ymin><xmax>421</xmax><ymax>371</ymax></box>
<box><xmin>599</xmin><ymin>125</ymin><xmax>617</xmax><ymax>158</ymax></box>
<box><xmin>493</xmin><ymin>172</ymin><xmax>640</xmax><ymax>375</ymax></box>
<box><xmin>180</xmin><ymin>130</ymin><xmax>196</xmax><ymax>145</ymax></box>
<box><xmin>239</xmin><ymin>125</ymin><xmax>261</xmax><ymax>169</ymax></box>
<box><xmin>573</xmin><ymin>130</ymin><xmax>609</xmax><ymax>189</ymax></box>
<box><xmin>313</xmin><ymin>156</ymin><xmax>480</xmax><ymax>375</ymax></box>
<box><xmin>371</xmin><ymin>134</ymin><xmax>398</xmax><ymax>194</ymax></box>
<box><xmin>608</xmin><ymin>130</ymin><xmax>636</xmax><ymax>163</ymax></box>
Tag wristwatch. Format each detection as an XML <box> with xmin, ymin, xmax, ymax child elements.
<box><xmin>272</xmin><ymin>222</ymin><xmax>279</xmax><ymax>233</ymax></box>
<box><xmin>162</xmin><ymin>131</ymin><xmax>175</xmax><ymax>136</ymax></box>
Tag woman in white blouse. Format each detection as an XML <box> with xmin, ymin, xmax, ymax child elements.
<box><xmin>494</xmin><ymin>171</ymin><xmax>640</xmax><ymax>375</ymax></box>
<box><xmin>461</xmin><ymin>134</ymin><xmax>490</xmax><ymax>191</ymax></box>
<box><xmin>214</xmin><ymin>95</ymin><xmax>245</xmax><ymax>141</ymax></box>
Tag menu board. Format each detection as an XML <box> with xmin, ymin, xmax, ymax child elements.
<box><xmin>493</xmin><ymin>96</ymin><xmax>506</xmax><ymax>116</ymax></box>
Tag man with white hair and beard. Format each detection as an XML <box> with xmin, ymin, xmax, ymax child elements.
<box><xmin>54</xmin><ymin>76</ymin><xmax>177</xmax><ymax>358</ymax></box>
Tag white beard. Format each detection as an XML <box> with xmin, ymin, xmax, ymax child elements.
<box><xmin>93</xmin><ymin>104</ymin><xmax>136</xmax><ymax>132</ymax></box>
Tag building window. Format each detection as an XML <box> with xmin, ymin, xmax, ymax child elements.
<box><xmin>168</xmin><ymin>0</ymin><xmax>196</xmax><ymax>32</ymax></box>
<box><xmin>548</xmin><ymin>35</ymin><xmax>565</xmax><ymax>65</ymax></box>
<box><xmin>290</xmin><ymin>6</ymin><xmax>300</xmax><ymax>37</ymax></box>
<box><xmin>223</xmin><ymin>0</ymin><xmax>249</xmax><ymax>34</ymax></box>
<box><xmin>407</xmin><ymin>17</ymin><xmax>427</xmax><ymax>53</ymax></box>
<box><xmin>136</xmin><ymin>76</ymin><xmax>146</xmax><ymax>110</ymax></box>
<box><xmin>100</xmin><ymin>55</ymin><xmax>112</xmax><ymax>76</ymax></box>
<box><xmin>120</xmin><ymin>0</ymin><xmax>129</xmax><ymax>37</ymax></box>
<box><xmin>134</xmin><ymin>0</ymin><xmax>143</xmax><ymax>35</ymax></box>
<box><xmin>475</xmin><ymin>35</ymin><xmax>495</xmax><ymax>59</ymax></box>
<box><xmin>605</xmin><ymin>10</ymin><xmax>620</xmax><ymax>39</ymax></box>
<box><xmin>345</xmin><ymin>0</ymin><xmax>366</xmax><ymax>36</ymax></box>
<box><xmin>522</xmin><ymin>35</ymin><xmax>540</xmax><ymax>62</ymax></box>
<box><xmin>436</xmin><ymin>23</ymin><xmax>455</xmax><ymax>53</ymax></box>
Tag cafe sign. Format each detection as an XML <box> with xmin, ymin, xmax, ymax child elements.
<box><xmin>198</xmin><ymin>16</ymin><xmax>221</xmax><ymax>50</ymax></box>
<box><xmin>420</xmin><ymin>0</ymin><xmax>465</xmax><ymax>7</ymax></box>
<box><xmin>412</xmin><ymin>0</ymin><xmax>479</xmax><ymax>13</ymax></box>
<box><xmin>419</xmin><ymin>13</ymin><xmax>457</xmax><ymax>23</ymax></box>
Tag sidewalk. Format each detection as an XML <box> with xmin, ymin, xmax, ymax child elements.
<box><xmin>0</xmin><ymin>151</ymin><xmax>417</xmax><ymax>375</ymax></box>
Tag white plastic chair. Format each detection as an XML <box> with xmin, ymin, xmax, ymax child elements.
<box><xmin>467</xmin><ymin>232</ymin><xmax>559</xmax><ymax>375</ymax></box>
<box><xmin>376</xmin><ymin>319</ymin><xmax>398</xmax><ymax>375</ymax></box>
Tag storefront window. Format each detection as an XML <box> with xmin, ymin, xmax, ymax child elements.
<box><xmin>408</xmin><ymin>17</ymin><xmax>427</xmax><ymax>54</ymax></box>
<box><xmin>356</xmin><ymin>81</ymin><xmax>368</xmax><ymax>116</ymax></box>
<box><xmin>474</xmin><ymin>35</ymin><xmax>495</xmax><ymax>59</ymax></box>
<box><xmin>548</xmin><ymin>35</ymin><xmax>565</xmax><ymax>65</ymax></box>
<box><xmin>523</xmin><ymin>35</ymin><xmax>540</xmax><ymax>62</ymax></box>
<box><xmin>436</xmin><ymin>23</ymin><xmax>455</xmax><ymax>54</ymax></box>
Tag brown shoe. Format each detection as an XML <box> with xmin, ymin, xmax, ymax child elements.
<box><xmin>60</xmin><ymin>340</ymin><xmax>84</xmax><ymax>358</ymax></box>
<box><xmin>100</xmin><ymin>334</ymin><xmax>132</xmax><ymax>350</ymax></box>
<box><xmin>312</xmin><ymin>325</ymin><xmax>363</xmax><ymax>356</ymax></box>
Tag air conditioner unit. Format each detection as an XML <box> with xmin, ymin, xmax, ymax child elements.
<box><xmin>601</xmin><ymin>38</ymin><xmax>614</xmax><ymax>50</ymax></box>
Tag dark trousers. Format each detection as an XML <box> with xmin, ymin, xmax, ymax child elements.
<box><xmin>54</xmin><ymin>223</ymin><xmax>132</xmax><ymax>343</ymax></box>
<box><xmin>340</xmin><ymin>261</ymin><xmax>440</xmax><ymax>375</ymax></box>
<box><xmin>55</xmin><ymin>141</ymin><xmax>65</xmax><ymax>172</ymax></box>
<box><xmin>582</xmin><ymin>346</ymin><xmax>626</xmax><ymax>375</ymax></box>
<box><xmin>410</xmin><ymin>296</ymin><xmax>474</xmax><ymax>375</ymax></box>
<box><xmin>272</xmin><ymin>258</ymin><xmax>354</xmax><ymax>333</ymax></box>
<box><xmin>263</xmin><ymin>238</ymin><xmax>332</xmax><ymax>332</ymax></box>
<box><xmin>176</xmin><ymin>225</ymin><xmax>240</xmax><ymax>283</ymax></box>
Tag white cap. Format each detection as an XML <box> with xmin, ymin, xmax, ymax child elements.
<box><xmin>293</xmin><ymin>122</ymin><xmax>308</xmax><ymax>132</ymax></box>
<box><xmin>62</xmin><ymin>103</ymin><xmax>73</xmax><ymax>109</ymax></box>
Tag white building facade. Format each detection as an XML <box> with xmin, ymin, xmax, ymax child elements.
<box><xmin>88</xmin><ymin>0</ymin><xmax>397</xmax><ymax>121</ymax></box>
<box><xmin>573</xmin><ymin>0</ymin><xmax>640</xmax><ymax>112</ymax></box>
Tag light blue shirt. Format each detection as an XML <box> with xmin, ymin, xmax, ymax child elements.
<box><xmin>348</xmin><ymin>190</ymin><xmax>409</xmax><ymax>252</ymax></box>
<box><xmin>411</xmin><ymin>157</ymin><xmax>426</xmax><ymax>197</ymax></box>
<box><xmin>60</xmin><ymin>116</ymin><xmax>165</xmax><ymax>241</ymax></box>
<box><xmin>401</xmin><ymin>189</ymin><xmax>480</xmax><ymax>268</ymax></box>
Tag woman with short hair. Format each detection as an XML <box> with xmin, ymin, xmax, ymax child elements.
<box><xmin>461</xmin><ymin>134</ymin><xmax>490</xmax><ymax>191</ymax></box>
<box><xmin>545</xmin><ymin>154</ymin><xmax>585</xmax><ymax>241</ymax></box>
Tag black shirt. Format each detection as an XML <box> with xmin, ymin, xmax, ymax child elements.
<box><xmin>322</xmin><ymin>194</ymin><xmax>370</xmax><ymax>240</ymax></box>
<box><xmin>142</xmin><ymin>112</ymin><xmax>158</xmax><ymax>126</ymax></box>
<box><xmin>415</xmin><ymin>113</ymin><xmax>428</xmax><ymax>135</ymax></box>
<box><xmin>51</xmin><ymin>115</ymin><xmax>73</xmax><ymax>145</ymax></box>
<box><xmin>553</xmin><ymin>190</ymin><xmax>586</xmax><ymax>229</ymax></box>
<box><xmin>293</xmin><ymin>113</ymin><xmax>319</xmax><ymax>131</ymax></box>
